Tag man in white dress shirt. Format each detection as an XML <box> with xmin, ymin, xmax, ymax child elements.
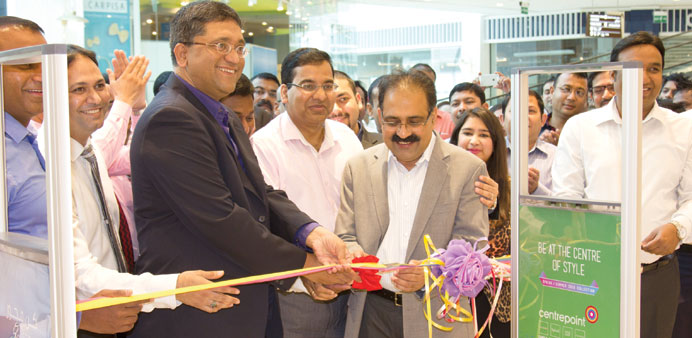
<box><xmin>552</xmin><ymin>31</ymin><xmax>692</xmax><ymax>338</ymax></box>
<box><xmin>335</xmin><ymin>70</ymin><xmax>489</xmax><ymax>337</ymax></box>
<box><xmin>251</xmin><ymin>48</ymin><xmax>363</xmax><ymax>338</ymax></box>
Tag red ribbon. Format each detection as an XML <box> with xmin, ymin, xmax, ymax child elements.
<box><xmin>351</xmin><ymin>255</ymin><xmax>382</xmax><ymax>291</ymax></box>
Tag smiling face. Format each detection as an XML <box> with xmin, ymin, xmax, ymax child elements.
<box><xmin>380</xmin><ymin>85</ymin><xmax>435</xmax><ymax>170</ymax></box>
<box><xmin>281</xmin><ymin>61</ymin><xmax>335</xmax><ymax>129</ymax></box>
<box><xmin>174</xmin><ymin>20</ymin><xmax>245</xmax><ymax>100</ymax></box>
<box><xmin>329</xmin><ymin>77</ymin><xmax>361</xmax><ymax>133</ymax></box>
<box><xmin>68</xmin><ymin>55</ymin><xmax>110</xmax><ymax>145</ymax></box>
<box><xmin>458</xmin><ymin>116</ymin><xmax>494</xmax><ymax>163</ymax></box>
<box><xmin>0</xmin><ymin>27</ymin><xmax>47</xmax><ymax>126</ymax></box>
<box><xmin>614</xmin><ymin>44</ymin><xmax>663</xmax><ymax>118</ymax></box>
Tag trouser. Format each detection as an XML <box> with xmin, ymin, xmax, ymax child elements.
<box><xmin>673</xmin><ymin>248</ymin><xmax>692</xmax><ymax>337</ymax></box>
<box><xmin>358</xmin><ymin>292</ymin><xmax>404</xmax><ymax>338</ymax></box>
<box><xmin>277</xmin><ymin>290</ymin><xmax>348</xmax><ymax>338</ymax></box>
<box><xmin>641</xmin><ymin>254</ymin><xmax>680</xmax><ymax>338</ymax></box>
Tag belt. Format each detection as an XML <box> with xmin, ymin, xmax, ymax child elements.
<box><xmin>371</xmin><ymin>288</ymin><xmax>402</xmax><ymax>307</ymax></box>
<box><xmin>641</xmin><ymin>254</ymin><xmax>674</xmax><ymax>273</ymax></box>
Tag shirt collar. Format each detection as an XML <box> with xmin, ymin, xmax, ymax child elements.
<box><xmin>388</xmin><ymin>133</ymin><xmax>437</xmax><ymax>170</ymax></box>
<box><xmin>175</xmin><ymin>74</ymin><xmax>229</xmax><ymax>128</ymax></box>
<box><xmin>596</xmin><ymin>98</ymin><xmax>664</xmax><ymax>126</ymax></box>
<box><xmin>70</xmin><ymin>138</ymin><xmax>93</xmax><ymax>162</ymax></box>
<box><xmin>281</xmin><ymin>113</ymin><xmax>336</xmax><ymax>151</ymax></box>
<box><xmin>357</xmin><ymin>120</ymin><xmax>364</xmax><ymax>141</ymax></box>
<box><xmin>530</xmin><ymin>139</ymin><xmax>551</xmax><ymax>155</ymax></box>
<box><xmin>4</xmin><ymin>112</ymin><xmax>31</xmax><ymax>144</ymax></box>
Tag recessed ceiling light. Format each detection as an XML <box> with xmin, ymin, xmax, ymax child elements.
<box><xmin>248</xmin><ymin>32</ymin><xmax>254</xmax><ymax>36</ymax></box>
<box><xmin>152</xmin><ymin>31</ymin><xmax>158</xmax><ymax>36</ymax></box>
<box><xmin>262</xmin><ymin>21</ymin><xmax>267</xmax><ymax>26</ymax></box>
<box><xmin>496</xmin><ymin>2</ymin><xmax>504</xmax><ymax>6</ymax></box>
<box><xmin>241</xmin><ymin>29</ymin><xmax>245</xmax><ymax>33</ymax></box>
<box><xmin>180</xmin><ymin>1</ymin><xmax>189</xmax><ymax>5</ymax></box>
<box><xmin>146</xmin><ymin>18</ymin><xmax>153</xmax><ymax>24</ymax></box>
<box><xmin>307</xmin><ymin>0</ymin><xmax>313</xmax><ymax>4</ymax></box>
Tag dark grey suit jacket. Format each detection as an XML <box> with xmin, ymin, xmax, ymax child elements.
<box><xmin>129</xmin><ymin>75</ymin><xmax>312</xmax><ymax>337</ymax></box>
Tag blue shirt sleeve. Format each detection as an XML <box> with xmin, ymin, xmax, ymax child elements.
<box><xmin>293</xmin><ymin>222</ymin><xmax>320</xmax><ymax>252</ymax></box>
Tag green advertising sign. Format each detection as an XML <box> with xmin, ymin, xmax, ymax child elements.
<box><xmin>518</xmin><ymin>204</ymin><xmax>621</xmax><ymax>338</ymax></box>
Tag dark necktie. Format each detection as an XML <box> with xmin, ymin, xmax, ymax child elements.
<box><xmin>26</xmin><ymin>132</ymin><xmax>45</xmax><ymax>170</ymax></box>
<box><xmin>115</xmin><ymin>198</ymin><xmax>135</xmax><ymax>273</ymax></box>
<box><xmin>81</xmin><ymin>144</ymin><xmax>128</xmax><ymax>273</ymax></box>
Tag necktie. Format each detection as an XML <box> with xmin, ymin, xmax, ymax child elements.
<box><xmin>26</xmin><ymin>133</ymin><xmax>45</xmax><ymax>171</ymax></box>
<box><xmin>81</xmin><ymin>144</ymin><xmax>128</xmax><ymax>273</ymax></box>
<box><xmin>115</xmin><ymin>198</ymin><xmax>135</xmax><ymax>273</ymax></box>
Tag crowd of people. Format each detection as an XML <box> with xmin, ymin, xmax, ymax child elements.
<box><xmin>2</xmin><ymin>1</ymin><xmax>692</xmax><ymax>338</ymax></box>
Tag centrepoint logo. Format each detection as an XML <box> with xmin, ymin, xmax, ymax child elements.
<box><xmin>585</xmin><ymin>306</ymin><xmax>598</xmax><ymax>324</ymax></box>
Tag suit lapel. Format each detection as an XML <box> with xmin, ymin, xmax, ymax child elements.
<box><xmin>405</xmin><ymin>138</ymin><xmax>449</xmax><ymax>261</ymax></box>
<box><xmin>370</xmin><ymin>147</ymin><xmax>390</xmax><ymax>243</ymax></box>
<box><xmin>226</xmin><ymin>114</ymin><xmax>263</xmax><ymax>201</ymax></box>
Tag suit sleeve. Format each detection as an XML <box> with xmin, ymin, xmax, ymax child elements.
<box><xmin>334</xmin><ymin>160</ymin><xmax>365</xmax><ymax>254</ymax></box>
<box><xmin>135</xmin><ymin>107</ymin><xmax>306</xmax><ymax>278</ymax></box>
<box><xmin>453</xmin><ymin>162</ymin><xmax>490</xmax><ymax>244</ymax></box>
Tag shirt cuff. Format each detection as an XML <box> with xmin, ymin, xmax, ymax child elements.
<box><xmin>294</xmin><ymin>222</ymin><xmax>320</xmax><ymax>252</ymax></box>
<box><xmin>672</xmin><ymin>215</ymin><xmax>692</xmax><ymax>244</ymax></box>
<box><xmin>141</xmin><ymin>273</ymin><xmax>181</xmax><ymax>312</ymax></box>
<box><xmin>531</xmin><ymin>182</ymin><xmax>552</xmax><ymax>196</ymax></box>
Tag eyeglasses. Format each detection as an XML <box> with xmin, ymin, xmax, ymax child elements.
<box><xmin>592</xmin><ymin>85</ymin><xmax>615</xmax><ymax>95</ymax></box>
<box><xmin>381</xmin><ymin>113</ymin><xmax>432</xmax><ymax>130</ymax></box>
<box><xmin>184</xmin><ymin>41</ymin><xmax>249</xmax><ymax>58</ymax></box>
<box><xmin>558</xmin><ymin>85</ymin><xmax>587</xmax><ymax>98</ymax></box>
<box><xmin>286</xmin><ymin>82</ymin><xmax>338</xmax><ymax>93</ymax></box>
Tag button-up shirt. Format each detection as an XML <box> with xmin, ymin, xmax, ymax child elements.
<box><xmin>5</xmin><ymin>112</ymin><xmax>47</xmax><ymax>239</ymax></box>
<box><xmin>507</xmin><ymin>138</ymin><xmax>556</xmax><ymax>195</ymax></box>
<box><xmin>377</xmin><ymin>136</ymin><xmax>436</xmax><ymax>292</ymax></box>
<box><xmin>552</xmin><ymin>99</ymin><xmax>692</xmax><ymax>264</ymax></box>
<box><xmin>251</xmin><ymin>113</ymin><xmax>363</xmax><ymax>292</ymax></box>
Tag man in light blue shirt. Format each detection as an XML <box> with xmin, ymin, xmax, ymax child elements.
<box><xmin>506</xmin><ymin>90</ymin><xmax>556</xmax><ymax>195</ymax></box>
<box><xmin>2</xmin><ymin>18</ymin><xmax>48</xmax><ymax>238</ymax></box>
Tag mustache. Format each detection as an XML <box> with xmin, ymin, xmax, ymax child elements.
<box><xmin>255</xmin><ymin>99</ymin><xmax>273</xmax><ymax>110</ymax></box>
<box><xmin>391</xmin><ymin>133</ymin><xmax>420</xmax><ymax>143</ymax></box>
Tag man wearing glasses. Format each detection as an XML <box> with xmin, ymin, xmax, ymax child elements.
<box><xmin>541</xmin><ymin>72</ymin><xmax>589</xmax><ymax>145</ymax></box>
<box><xmin>251</xmin><ymin>72</ymin><xmax>280</xmax><ymax>130</ymax></box>
<box><xmin>588</xmin><ymin>71</ymin><xmax>615</xmax><ymax>108</ymax></box>
<box><xmin>251</xmin><ymin>48</ymin><xmax>363</xmax><ymax>338</ymax></box>
<box><xmin>129</xmin><ymin>3</ymin><xmax>357</xmax><ymax>337</ymax></box>
<box><xmin>335</xmin><ymin>70</ymin><xmax>489</xmax><ymax>337</ymax></box>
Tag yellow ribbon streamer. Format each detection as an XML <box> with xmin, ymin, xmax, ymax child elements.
<box><xmin>76</xmin><ymin>262</ymin><xmax>386</xmax><ymax>312</ymax></box>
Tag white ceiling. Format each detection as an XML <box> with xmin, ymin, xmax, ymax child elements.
<box><xmin>341</xmin><ymin>0</ymin><xmax>692</xmax><ymax>15</ymax></box>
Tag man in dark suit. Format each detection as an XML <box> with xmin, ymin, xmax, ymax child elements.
<box><xmin>129</xmin><ymin>2</ymin><xmax>356</xmax><ymax>337</ymax></box>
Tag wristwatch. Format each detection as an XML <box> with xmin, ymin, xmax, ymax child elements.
<box><xmin>671</xmin><ymin>220</ymin><xmax>687</xmax><ymax>244</ymax></box>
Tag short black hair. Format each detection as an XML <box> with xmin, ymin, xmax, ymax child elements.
<box><xmin>0</xmin><ymin>16</ymin><xmax>44</xmax><ymax>34</ymax></box>
<box><xmin>169</xmin><ymin>1</ymin><xmax>242</xmax><ymax>66</ymax></box>
<box><xmin>281</xmin><ymin>48</ymin><xmax>333</xmax><ymax>85</ymax></box>
<box><xmin>674</xmin><ymin>75</ymin><xmax>692</xmax><ymax>93</ymax></box>
<box><xmin>367</xmin><ymin>75</ymin><xmax>385</xmax><ymax>105</ymax></box>
<box><xmin>448</xmin><ymin>82</ymin><xmax>486</xmax><ymax>104</ymax></box>
<box><xmin>251</xmin><ymin>72</ymin><xmax>280</xmax><ymax>87</ymax></box>
<box><xmin>378</xmin><ymin>70</ymin><xmax>436</xmax><ymax>117</ymax></box>
<box><xmin>664</xmin><ymin>72</ymin><xmax>691</xmax><ymax>87</ymax></box>
<box><xmin>410</xmin><ymin>63</ymin><xmax>436</xmax><ymax>80</ymax></box>
<box><xmin>529</xmin><ymin>90</ymin><xmax>545</xmax><ymax>115</ymax></box>
<box><xmin>334</xmin><ymin>70</ymin><xmax>356</xmax><ymax>96</ymax></box>
<box><xmin>658</xmin><ymin>98</ymin><xmax>687</xmax><ymax>113</ymax></box>
<box><xmin>225</xmin><ymin>73</ymin><xmax>254</xmax><ymax>98</ymax></box>
<box><xmin>354</xmin><ymin>80</ymin><xmax>367</xmax><ymax>104</ymax></box>
<box><xmin>153</xmin><ymin>71</ymin><xmax>172</xmax><ymax>96</ymax></box>
<box><xmin>67</xmin><ymin>45</ymin><xmax>97</xmax><ymax>67</ymax></box>
<box><xmin>555</xmin><ymin>72</ymin><xmax>588</xmax><ymax>88</ymax></box>
<box><xmin>587</xmin><ymin>71</ymin><xmax>609</xmax><ymax>91</ymax></box>
<box><xmin>610</xmin><ymin>31</ymin><xmax>665</xmax><ymax>69</ymax></box>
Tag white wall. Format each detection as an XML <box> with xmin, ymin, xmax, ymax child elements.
<box><xmin>141</xmin><ymin>40</ymin><xmax>173</xmax><ymax>103</ymax></box>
